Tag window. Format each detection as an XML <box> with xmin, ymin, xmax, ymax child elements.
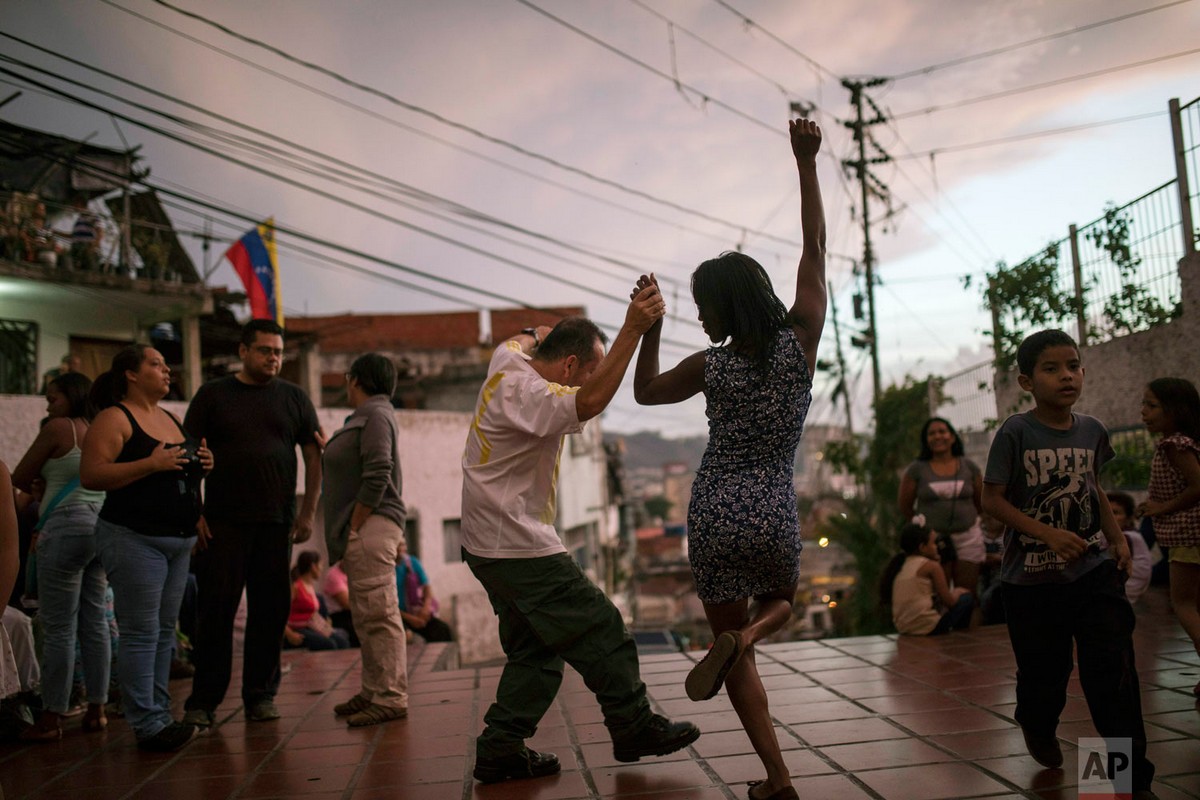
<box><xmin>442</xmin><ymin>518</ymin><xmax>462</xmax><ymax>563</ymax></box>
<box><xmin>0</xmin><ymin>319</ymin><xmax>38</xmax><ymax>394</ymax></box>
<box><xmin>404</xmin><ymin>515</ymin><xmax>420</xmax><ymax>559</ymax></box>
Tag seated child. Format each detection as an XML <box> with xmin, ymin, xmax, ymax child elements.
<box><xmin>881</xmin><ymin>522</ymin><xmax>975</xmax><ymax>635</ymax></box>
<box><xmin>1107</xmin><ymin>491</ymin><xmax>1153</xmax><ymax>604</ymax></box>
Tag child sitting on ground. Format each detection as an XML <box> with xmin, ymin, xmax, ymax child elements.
<box><xmin>880</xmin><ymin>521</ymin><xmax>974</xmax><ymax>635</ymax></box>
<box><xmin>1106</xmin><ymin>491</ymin><xmax>1153</xmax><ymax>604</ymax></box>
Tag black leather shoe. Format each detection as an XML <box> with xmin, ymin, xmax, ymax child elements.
<box><xmin>612</xmin><ymin>714</ymin><xmax>701</xmax><ymax>763</ymax></box>
<box><xmin>1021</xmin><ymin>727</ymin><xmax>1063</xmax><ymax>769</ymax></box>
<box><xmin>473</xmin><ymin>748</ymin><xmax>561</xmax><ymax>783</ymax></box>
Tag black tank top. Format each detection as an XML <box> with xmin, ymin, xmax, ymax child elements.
<box><xmin>98</xmin><ymin>404</ymin><xmax>204</xmax><ymax>538</ymax></box>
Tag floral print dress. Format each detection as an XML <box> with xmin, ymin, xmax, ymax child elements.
<box><xmin>687</xmin><ymin>327</ymin><xmax>812</xmax><ymax>604</ymax></box>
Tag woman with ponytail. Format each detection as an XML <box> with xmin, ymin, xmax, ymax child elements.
<box><xmin>80</xmin><ymin>345</ymin><xmax>212</xmax><ymax>752</ymax></box>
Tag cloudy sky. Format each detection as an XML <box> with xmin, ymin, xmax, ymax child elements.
<box><xmin>2</xmin><ymin>0</ymin><xmax>1197</xmax><ymax>436</ymax></box>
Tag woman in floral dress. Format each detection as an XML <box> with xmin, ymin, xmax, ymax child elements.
<box><xmin>632</xmin><ymin>118</ymin><xmax>826</xmax><ymax>800</ymax></box>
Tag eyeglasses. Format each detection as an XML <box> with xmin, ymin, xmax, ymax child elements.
<box><xmin>253</xmin><ymin>346</ymin><xmax>284</xmax><ymax>358</ymax></box>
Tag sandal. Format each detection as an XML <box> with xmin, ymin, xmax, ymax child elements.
<box><xmin>82</xmin><ymin>705</ymin><xmax>108</xmax><ymax>732</ymax></box>
<box><xmin>345</xmin><ymin>702</ymin><xmax>407</xmax><ymax>727</ymax></box>
<box><xmin>20</xmin><ymin>715</ymin><xmax>62</xmax><ymax>743</ymax></box>
<box><xmin>747</xmin><ymin>780</ymin><xmax>799</xmax><ymax>800</ymax></box>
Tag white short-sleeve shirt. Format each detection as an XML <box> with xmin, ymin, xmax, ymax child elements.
<box><xmin>461</xmin><ymin>342</ymin><xmax>584</xmax><ymax>558</ymax></box>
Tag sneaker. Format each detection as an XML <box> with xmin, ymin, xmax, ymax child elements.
<box><xmin>473</xmin><ymin>748</ymin><xmax>561</xmax><ymax>783</ymax></box>
<box><xmin>137</xmin><ymin>722</ymin><xmax>198</xmax><ymax>752</ymax></box>
<box><xmin>685</xmin><ymin>630</ymin><xmax>746</xmax><ymax>701</ymax></box>
<box><xmin>181</xmin><ymin>708</ymin><xmax>214</xmax><ymax>729</ymax></box>
<box><xmin>1020</xmin><ymin>727</ymin><xmax>1063</xmax><ymax>769</ymax></box>
<box><xmin>345</xmin><ymin>703</ymin><xmax>407</xmax><ymax>727</ymax></box>
<box><xmin>333</xmin><ymin>693</ymin><xmax>372</xmax><ymax>717</ymax></box>
<box><xmin>612</xmin><ymin>714</ymin><xmax>701</xmax><ymax>763</ymax></box>
<box><xmin>245</xmin><ymin>700</ymin><xmax>281</xmax><ymax>722</ymax></box>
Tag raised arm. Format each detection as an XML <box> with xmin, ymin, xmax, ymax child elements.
<box><xmin>574</xmin><ymin>284</ymin><xmax>664</xmax><ymax>421</ymax></box>
<box><xmin>787</xmin><ymin>118</ymin><xmax>827</xmax><ymax>366</ymax></box>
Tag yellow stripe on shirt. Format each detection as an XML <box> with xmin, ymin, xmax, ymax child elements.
<box><xmin>466</xmin><ymin>370</ymin><xmax>505</xmax><ymax>465</ymax></box>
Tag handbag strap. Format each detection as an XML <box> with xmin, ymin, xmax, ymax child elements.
<box><xmin>35</xmin><ymin>477</ymin><xmax>81</xmax><ymax>530</ymax></box>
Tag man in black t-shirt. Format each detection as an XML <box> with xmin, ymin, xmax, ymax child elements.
<box><xmin>182</xmin><ymin>320</ymin><xmax>322</xmax><ymax>726</ymax></box>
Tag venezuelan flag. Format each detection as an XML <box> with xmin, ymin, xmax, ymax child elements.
<box><xmin>225</xmin><ymin>219</ymin><xmax>283</xmax><ymax>325</ymax></box>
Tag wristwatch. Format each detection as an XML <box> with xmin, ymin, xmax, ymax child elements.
<box><xmin>521</xmin><ymin>327</ymin><xmax>541</xmax><ymax>348</ymax></box>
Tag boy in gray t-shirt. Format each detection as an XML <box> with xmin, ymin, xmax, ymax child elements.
<box><xmin>981</xmin><ymin>330</ymin><xmax>1155</xmax><ymax>797</ymax></box>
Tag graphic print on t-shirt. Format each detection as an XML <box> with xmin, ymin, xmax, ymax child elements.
<box><xmin>1017</xmin><ymin>448</ymin><xmax>1104</xmax><ymax>574</ymax></box>
<box><xmin>928</xmin><ymin>479</ymin><xmax>964</xmax><ymax>500</ymax></box>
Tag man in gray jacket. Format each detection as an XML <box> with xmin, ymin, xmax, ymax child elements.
<box><xmin>321</xmin><ymin>353</ymin><xmax>408</xmax><ymax>727</ymax></box>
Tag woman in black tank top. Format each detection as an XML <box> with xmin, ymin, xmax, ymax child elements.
<box><xmin>81</xmin><ymin>345</ymin><xmax>212</xmax><ymax>752</ymax></box>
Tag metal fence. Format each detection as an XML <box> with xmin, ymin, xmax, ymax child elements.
<box><xmin>1073</xmin><ymin>180</ymin><xmax>1184</xmax><ymax>344</ymax></box>
<box><xmin>931</xmin><ymin>360</ymin><xmax>995</xmax><ymax>434</ymax></box>
<box><xmin>991</xmin><ymin>95</ymin><xmax>1198</xmax><ymax>350</ymax></box>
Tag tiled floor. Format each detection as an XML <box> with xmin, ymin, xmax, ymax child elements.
<box><xmin>3</xmin><ymin>587</ymin><xmax>1198</xmax><ymax>800</ymax></box>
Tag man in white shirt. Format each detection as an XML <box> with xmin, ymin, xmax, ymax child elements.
<box><xmin>463</xmin><ymin>292</ymin><xmax>700</xmax><ymax>784</ymax></box>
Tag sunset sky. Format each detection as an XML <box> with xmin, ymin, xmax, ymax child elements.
<box><xmin>2</xmin><ymin>0</ymin><xmax>1197</xmax><ymax>436</ymax></box>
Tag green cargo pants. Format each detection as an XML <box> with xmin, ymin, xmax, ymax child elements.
<box><xmin>465</xmin><ymin>551</ymin><xmax>652</xmax><ymax>758</ymax></box>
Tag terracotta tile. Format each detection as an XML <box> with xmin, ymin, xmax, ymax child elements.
<box><xmin>1147</xmin><ymin>709</ymin><xmax>1200</xmax><ymax>738</ymax></box>
<box><xmin>888</xmin><ymin>707</ymin><xmax>1014</xmax><ymax>736</ymax></box>
<box><xmin>258</xmin><ymin>743</ymin><xmax>369</xmax><ymax>772</ymax></box>
<box><xmin>856</xmin><ymin>761</ymin><xmax>1012</xmax><ymax>799</ymax></box>
<box><xmin>818</xmin><ymin>738</ymin><xmax>954</xmax><ymax>771</ymax></box>
<box><xmin>1149</xmin><ymin>736</ymin><xmax>1200</xmax><ymax>777</ymax></box>
<box><xmin>975</xmin><ymin>752</ymin><xmax>1080</xmax><ymax>791</ymax></box>
<box><xmin>372</xmin><ymin>733</ymin><xmax>471</xmax><ymax>760</ymax></box>
<box><xmin>782</xmin><ymin>774</ymin><xmax>877</xmax><ymax>799</ymax></box>
<box><xmin>928</xmin><ymin>726</ymin><xmax>1039</xmax><ymax>760</ymax></box>
<box><xmin>690</xmin><ymin>726</ymin><xmax>801</xmax><ymax>759</ymax></box>
<box><xmin>239</xmin><ymin>764</ymin><xmax>358</xmax><ymax>796</ymax></box>
<box><xmin>1141</xmin><ymin>688</ymin><xmax>1200</xmax><ymax>714</ymax></box>
<box><xmin>857</xmin><ymin>691</ymin><xmax>968</xmax><ymax>715</ymax></box>
<box><xmin>127</xmin><ymin>775</ymin><xmax>245</xmax><ymax>800</ymax></box>
<box><xmin>796</xmin><ymin>717</ymin><xmax>908</xmax><ymax>746</ymax></box>
<box><xmin>356</xmin><ymin>755</ymin><xmax>471</xmax><ymax>788</ymax></box>
<box><xmin>589</xmin><ymin>760</ymin><xmax>714</xmax><ymax>797</ymax></box>
<box><xmin>705</xmin><ymin>748</ymin><xmax>833</xmax><ymax>783</ymax></box>
<box><xmin>469</xmin><ymin>769</ymin><xmax>591</xmax><ymax>799</ymax></box>
<box><xmin>771</xmin><ymin>699</ymin><xmax>872</xmax><ymax>724</ymax></box>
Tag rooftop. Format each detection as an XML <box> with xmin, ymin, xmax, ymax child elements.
<box><xmin>2</xmin><ymin>588</ymin><xmax>1197</xmax><ymax>800</ymax></box>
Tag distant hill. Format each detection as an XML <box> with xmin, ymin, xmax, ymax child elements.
<box><xmin>605</xmin><ymin>430</ymin><xmax>708</xmax><ymax>471</ymax></box>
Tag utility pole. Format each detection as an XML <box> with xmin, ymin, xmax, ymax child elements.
<box><xmin>841</xmin><ymin>77</ymin><xmax>891</xmax><ymax>408</ymax></box>
<box><xmin>829</xmin><ymin>294</ymin><xmax>854</xmax><ymax>435</ymax></box>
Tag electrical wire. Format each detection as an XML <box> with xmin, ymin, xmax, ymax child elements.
<box><xmin>892</xmin><ymin>46</ymin><xmax>1200</xmax><ymax>120</ymax></box>
<box><xmin>891</xmin><ymin>110</ymin><xmax>1169</xmax><ymax>160</ymax></box>
<box><xmin>105</xmin><ymin>0</ymin><xmax>809</xmax><ymax>251</ymax></box>
<box><xmin>887</xmin><ymin>0</ymin><xmax>1193</xmax><ymax>81</ymax></box>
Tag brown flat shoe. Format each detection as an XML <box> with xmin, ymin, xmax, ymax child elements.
<box><xmin>82</xmin><ymin>708</ymin><xmax>108</xmax><ymax>732</ymax></box>
<box><xmin>686</xmin><ymin>630</ymin><xmax>747</xmax><ymax>701</ymax></box>
<box><xmin>20</xmin><ymin>721</ymin><xmax>62</xmax><ymax>742</ymax></box>
<box><xmin>747</xmin><ymin>780</ymin><xmax>799</xmax><ymax>800</ymax></box>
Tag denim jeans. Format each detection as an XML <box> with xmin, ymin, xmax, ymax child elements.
<box><xmin>37</xmin><ymin>502</ymin><xmax>109</xmax><ymax>713</ymax></box>
<box><xmin>96</xmin><ymin>518</ymin><xmax>195</xmax><ymax>739</ymax></box>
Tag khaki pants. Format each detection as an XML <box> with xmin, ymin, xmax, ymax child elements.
<box><xmin>342</xmin><ymin>516</ymin><xmax>407</xmax><ymax>709</ymax></box>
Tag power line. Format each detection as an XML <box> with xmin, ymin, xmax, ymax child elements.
<box><xmin>0</xmin><ymin>41</ymin><xmax>714</xmax><ymax>301</ymax></box>
<box><xmin>709</xmin><ymin>0</ymin><xmax>839</xmax><ymax>81</ymax></box>
<box><xmin>891</xmin><ymin>110</ymin><xmax>1168</xmax><ymax>160</ymax></box>
<box><xmin>513</xmin><ymin>0</ymin><xmax>781</xmax><ymax>137</ymax></box>
<box><xmin>0</xmin><ymin>64</ymin><xmax>705</xmax><ymax>331</ymax></box>
<box><xmin>118</xmin><ymin>0</ymin><xmax>808</xmax><ymax>252</ymax></box>
<box><xmin>892</xmin><ymin>46</ymin><xmax>1200</xmax><ymax>120</ymax></box>
<box><xmin>888</xmin><ymin>0</ymin><xmax>1193</xmax><ymax>81</ymax></box>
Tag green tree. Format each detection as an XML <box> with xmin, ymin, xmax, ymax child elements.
<box><xmin>643</xmin><ymin>495</ymin><xmax>672</xmax><ymax>521</ymax></box>
<box><xmin>818</xmin><ymin>378</ymin><xmax>933</xmax><ymax>635</ymax></box>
